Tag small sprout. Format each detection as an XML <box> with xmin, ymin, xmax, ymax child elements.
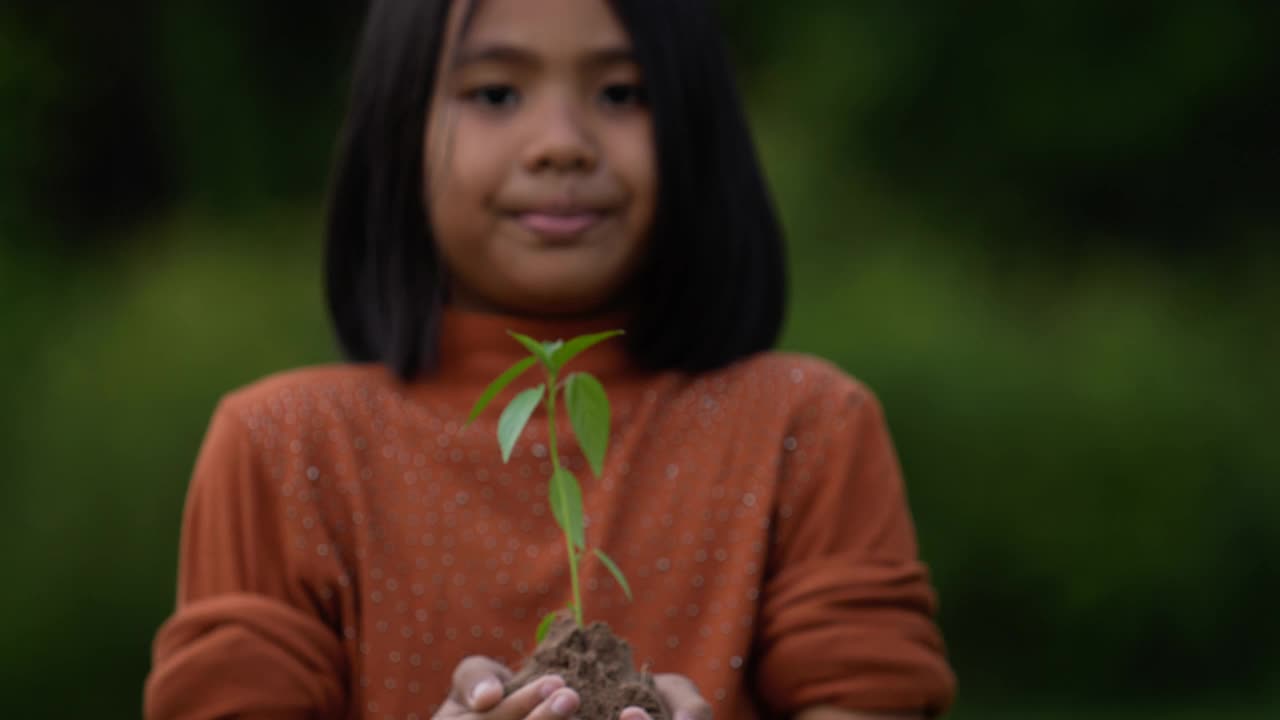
<box><xmin>497</xmin><ymin>385</ymin><xmax>544</xmax><ymax>462</ymax></box>
<box><xmin>508</xmin><ymin>332</ymin><xmax>554</xmax><ymax>368</ymax></box>
<box><xmin>594</xmin><ymin>548</ymin><xmax>632</xmax><ymax>602</ymax></box>
<box><xmin>565</xmin><ymin>373</ymin><xmax>610</xmax><ymax>477</ymax></box>
<box><xmin>535</xmin><ymin>610</ymin><xmax>562</xmax><ymax>644</ymax></box>
<box><xmin>470</xmin><ymin>329</ymin><xmax>630</xmax><ymax>632</ymax></box>
<box><xmin>550</xmin><ymin>468</ymin><xmax>585</xmax><ymax>551</ymax></box>
<box><xmin>467</xmin><ymin>356</ymin><xmax>537</xmax><ymax>425</ymax></box>
<box><xmin>550</xmin><ymin>330</ymin><xmax>625</xmax><ymax>371</ymax></box>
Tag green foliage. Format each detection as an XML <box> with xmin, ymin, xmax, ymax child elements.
<box><xmin>1</xmin><ymin>214</ymin><xmax>1277</xmax><ymax>716</ymax></box>
<box><xmin>781</xmin><ymin>242</ymin><xmax>1280</xmax><ymax>699</ymax></box>
<box><xmin>5</xmin><ymin>0</ymin><xmax>1280</xmax><ymax>714</ymax></box>
<box><xmin>551</xmin><ymin>330</ymin><xmax>625</xmax><ymax>372</ymax></box>
<box><xmin>472</xmin><ymin>330</ymin><xmax>631</xmax><ymax>631</ymax></box>
<box><xmin>467</xmin><ymin>356</ymin><xmax>537</xmax><ymax>424</ymax></box>
<box><xmin>549</xmin><ymin>468</ymin><xmax>586</xmax><ymax>552</ymax></box>
<box><xmin>508</xmin><ymin>332</ymin><xmax>554</xmax><ymax>368</ymax></box>
<box><xmin>593</xmin><ymin>549</ymin><xmax>631</xmax><ymax>602</ymax></box>
<box><xmin>497</xmin><ymin>385</ymin><xmax>545</xmax><ymax>463</ymax></box>
<box><xmin>535</xmin><ymin>610</ymin><xmax>560</xmax><ymax>645</ymax></box>
<box><xmin>564</xmin><ymin>372</ymin><xmax>611</xmax><ymax>478</ymax></box>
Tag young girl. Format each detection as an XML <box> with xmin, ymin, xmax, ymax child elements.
<box><xmin>144</xmin><ymin>1</ymin><xmax>955</xmax><ymax>718</ymax></box>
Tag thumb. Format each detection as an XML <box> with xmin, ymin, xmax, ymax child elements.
<box><xmin>654</xmin><ymin>674</ymin><xmax>712</xmax><ymax>720</ymax></box>
<box><xmin>450</xmin><ymin>656</ymin><xmax>513</xmax><ymax>711</ymax></box>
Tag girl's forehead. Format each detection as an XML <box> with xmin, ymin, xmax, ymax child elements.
<box><xmin>450</xmin><ymin>0</ymin><xmax>632</xmax><ymax>53</ymax></box>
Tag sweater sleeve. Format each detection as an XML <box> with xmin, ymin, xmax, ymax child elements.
<box><xmin>754</xmin><ymin>375</ymin><xmax>955</xmax><ymax>717</ymax></box>
<box><xmin>144</xmin><ymin>398</ymin><xmax>348</xmax><ymax>720</ymax></box>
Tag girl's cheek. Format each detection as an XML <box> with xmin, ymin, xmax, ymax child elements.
<box><xmin>423</xmin><ymin>105</ymin><xmax>457</xmax><ymax>190</ymax></box>
<box><xmin>607</xmin><ymin>123</ymin><xmax>656</xmax><ymax>196</ymax></box>
<box><xmin>425</xmin><ymin>110</ymin><xmax>482</xmax><ymax>199</ymax></box>
<box><xmin>447</xmin><ymin>129</ymin><xmax>502</xmax><ymax>200</ymax></box>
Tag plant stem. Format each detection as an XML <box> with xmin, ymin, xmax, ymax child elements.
<box><xmin>545</xmin><ymin>372</ymin><xmax>584</xmax><ymax>627</ymax></box>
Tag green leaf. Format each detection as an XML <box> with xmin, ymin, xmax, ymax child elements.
<box><xmin>508</xmin><ymin>331</ymin><xmax>552</xmax><ymax>368</ymax></box>
<box><xmin>466</xmin><ymin>356</ymin><xmax>537</xmax><ymax>425</ymax></box>
<box><xmin>549</xmin><ymin>467</ymin><xmax>585</xmax><ymax>550</ymax></box>
<box><xmin>565</xmin><ymin>372</ymin><xmax>610</xmax><ymax>477</ymax></box>
<box><xmin>542</xmin><ymin>339</ymin><xmax>565</xmax><ymax>358</ymax></box>
<box><xmin>594</xmin><ymin>548</ymin><xmax>632</xmax><ymax>602</ymax></box>
<box><xmin>498</xmin><ymin>385</ymin><xmax>545</xmax><ymax>463</ymax></box>
<box><xmin>535</xmin><ymin>610</ymin><xmax>560</xmax><ymax>644</ymax></box>
<box><xmin>550</xmin><ymin>330</ymin><xmax>624</xmax><ymax>372</ymax></box>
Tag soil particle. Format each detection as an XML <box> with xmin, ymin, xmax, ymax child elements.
<box><xmin>505</xmin><ymin>614</ymin><xmax>671</xmax><ymax>719</ymax></box>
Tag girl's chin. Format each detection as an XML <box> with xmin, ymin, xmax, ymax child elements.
<box><xmin>505</xmin><ymin>293</ymin><xmax>617</xmax><ymax>318</ymax></box>
<box><xmin>480</xmin><ymin>280</ymin><xmax>626</xmax><ymax>318</ymax></box>
<box><xmin>447</xmin><ymin>246</ymin><xmax>641</xmax><ymax>316</ymax></box>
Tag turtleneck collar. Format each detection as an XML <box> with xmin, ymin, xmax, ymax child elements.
<box><xmin>431</xmin><ymin>308</ymin><xmax>635</xmax><ymax>386</ymax></box>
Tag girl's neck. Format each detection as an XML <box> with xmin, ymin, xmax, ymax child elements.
<box><xmin>431</xmin><ymin>306</ymin><xmax>636</xmax><ymax>385</ymax></box>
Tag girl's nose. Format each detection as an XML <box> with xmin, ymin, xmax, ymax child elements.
<box><xmin>522</xmin><ymin>98</ymin><xmax>599</xmax><ymax>174</ymax></box>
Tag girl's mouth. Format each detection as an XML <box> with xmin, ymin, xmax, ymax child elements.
<box><xmin>514</xmin><ymin>211</ymin><xmax>604</xmax><ymax>241</ymax></box>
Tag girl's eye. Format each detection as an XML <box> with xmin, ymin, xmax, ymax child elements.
<box><xmin>600</xmin><ymin>83</ymin><xmax>648</xmax><ymax>108</ymax></box>
<box><xmin>466</xmin><ymin>85</ymin><xmax>520</xmax><ymax>109</ymax></box>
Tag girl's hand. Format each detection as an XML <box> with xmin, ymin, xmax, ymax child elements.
<box><xmin>619</xmin><ymin>674</ymin><xmax>713</xmax><ymax>720</ymax></box>
<box><xmin>433</xmin><ymin>656</ymin><xmax>581</xmax><ymax>720</ymax></box>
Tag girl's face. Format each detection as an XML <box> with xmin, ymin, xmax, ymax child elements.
<box><xmin>425</xmin><ymin>0</ymin><xmax>656</xmax><ymax>317</ymax></box>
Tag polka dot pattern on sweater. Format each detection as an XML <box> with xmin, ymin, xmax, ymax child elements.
<box><xmin>145</xmin><ymin>310</ymin><xmax>955</xmax><ymax>720</ymax></box>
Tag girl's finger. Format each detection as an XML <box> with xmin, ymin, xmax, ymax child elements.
<box><xmin>450</xmin><ymin>656</ymin><xmax>514</xmax><ymax>710</ymax></box>
<box><xmin>487</xmin><ymin>675</ymin><xmax>572</xmax><ymax>720</ymax></box>
<box><xmin>619</xmin><ymin>707</ymin><xmax>652</xmax><ymax>720</ymax></box>
<box><xmin>653</xmin><ymin>674</ymin><xmax>712</xmax><ymax>720</ymax></box>
<box><xmin>523</xmin><ymin>687</ymin><xmax>581</xmax><ymax>720</ymax></box>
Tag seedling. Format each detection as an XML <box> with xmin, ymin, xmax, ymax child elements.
<box><xmin>466</xmin><ymin>330</ymin><xmax>632</xmax><ymax>643</ymax></box>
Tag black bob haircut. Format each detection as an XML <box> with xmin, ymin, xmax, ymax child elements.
<box><xmin>325</xmin><ymin>0</ymin><xmax>787</xmax><ymax>380</ymax></box>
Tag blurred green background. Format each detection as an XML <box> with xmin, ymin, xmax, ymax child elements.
<box><xmin>2</xmin><ymin>2</ymin><xmax>1277</xmax><ymax>718</ymax></box>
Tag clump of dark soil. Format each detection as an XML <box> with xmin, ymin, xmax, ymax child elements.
<box><xmin>505</xmin><ymin>614</ymin><xmax>670</xmax><ymax>720</ymax></box>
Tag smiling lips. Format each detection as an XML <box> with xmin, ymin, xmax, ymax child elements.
<box><xmin>515</xmin><ymin>210</ymin><xmax>605</xmax><ymax>240</ymax></box>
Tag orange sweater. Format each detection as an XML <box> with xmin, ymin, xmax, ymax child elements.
<box><xmin>144</xmin><ymin>310</ymin><xmax>954</xmax><ymax>719</ymax></box>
